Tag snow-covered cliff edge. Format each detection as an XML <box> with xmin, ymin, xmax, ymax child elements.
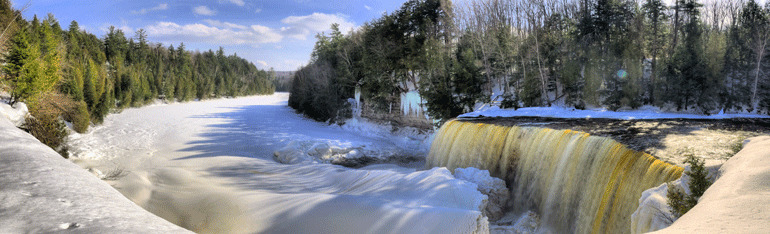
<box><xmin>652</xmin><ymin>136</ymin><xmax>770</xmax><ymax>233</ymax></box>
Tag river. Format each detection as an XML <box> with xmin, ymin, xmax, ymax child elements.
<box><xmin>66</xmin><ymin>93</ymin><xmax>489</xmax><ymax>233</ymax></box>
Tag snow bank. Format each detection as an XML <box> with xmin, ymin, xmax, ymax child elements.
<box><xmin>460</xmin><ymin>105</ymin><xmax>770</xmax><ymax>120</ymax></box>
<box><xmin>652</xmin><ymin>136</ymin><xmax>770</xmax><ymax>233</ymax></box>
<box><xmin>0</xmin><ymin>113</ymin><xmax>188</xmax><ymax>233</ymax></box>
<box><xmin>631</xmin><ymin>176</ymin><xmax>680</xmax><ymax>233</ymax></box>
<box><xmin>455</xmin><ymin>167</ymin><xmax>510</xmax><ymax>220</ymax></box>
<box><xmin>631</xmin><ymin>162</ymin><xmax>723</xmax><ymax>233</ymax></box>
<box><xmin>215</xmin><ymin>161</ymin><xmax>491</xmax><ymax>233</ymax></box>
<box><xmin>0</xmin><ymin>101</ymin><xmax>28</xmax><ymax>127</ymax></box>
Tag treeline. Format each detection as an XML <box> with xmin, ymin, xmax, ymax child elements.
<box><xmin>290</xmin><ymin>0</ymin><xmax>770</xmax><ymax>124</ymax></box>
<box><xmin>0</xmin><ymin>0</ymin><xmax>274</xmax><ymax>153</ymax></box>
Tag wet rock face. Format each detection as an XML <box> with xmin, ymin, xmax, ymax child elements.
<box><xmin>331</xmin><ymin>156</ymin><xmax>378</xmax><ymax>168</ymax></box>
<box><xmin>331</xmin><ymin>155</ymin><xmax>423</xmax><ymax>168</ymax></box>
<box><xmin>454</xmin><ymin>168</ymin><xmax>510</xmax><ymax>221</ymax></box>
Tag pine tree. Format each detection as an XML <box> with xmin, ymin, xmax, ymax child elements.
<box><xmin>5</xmin><ymin>25</ymin><xmax>45</xmax><ymax>104</ymax></box>
<box><xmin>39</xmin><ymin>21</ymin><xmax>61</xmax><ymax>96</ymax></box>
<box><xmin>665</xmin><ymin>0</ymin><xmax>714</xmax><ymax>112</ymax></box>
<box><xmin>643</xmin><ymin>0</ymin><xmax>669</xmax><ymax>104</ymax></box>
<box><xmin>741</xmin><ymin>0</ymin><xmax>769</xmax><ymax>112</ymax></box>
<box><xmin>83</xmin><ymin>59</ymin><xmax>97</xmax><ymax>109</ymax></box>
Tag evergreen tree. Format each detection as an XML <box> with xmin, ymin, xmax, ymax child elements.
<box><xmin>0</xmin><ymin>2</ymin><xmax>273</xmax><ymax>150</ymax></box>
<box><xmin>666</xmin><ymin>0</ymin><xmax>714</xmax><ymax>112</ymax></box>
<box><xmin>5</xmin><ymin>25</ymin><xmax>45</xmax><ymax>104</ymax></box>
<box><xmin>741</xmin><ymin>0</ymin><xmax>769</xmax><ymax>112</ymax></box>
<box><xmin>39</xmin><ymin>20</ymin><xmax>61</xmax><ymax>95</ymax></box>
<box><xmin>83</xmin><ymin>59</ymin><xmax>97</xmax><ymax>109</ymax></box>
<box><xmin>643</xmin><ymin>0</ymin><xmax>669</xmax><ymax>104</ymax></box>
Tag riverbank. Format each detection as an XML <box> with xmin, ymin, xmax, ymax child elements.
<box><xmin>0</xmin><ymin>107</ymin><xmax>190</xmax><ymax>233</ymax></box>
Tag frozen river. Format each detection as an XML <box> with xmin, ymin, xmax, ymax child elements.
<box><xmin>66</xmin><ymin>93</ymin><xmax>489</xmax><ymax>233</ymax></box>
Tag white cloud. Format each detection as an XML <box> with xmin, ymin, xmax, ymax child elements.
<box><xmin>255</xmin><ymin>8</ymin><xmax>262</xmax><ymax>13</ymax></box>
<box><xmin>132</xmin><ymin>3</ymin><xmax>169</xmax><ymax>15</ymax></box>
<box><xmin>145</xmin><ymin>21</ymin><xmax>282</xmax><ymax>44</ymax></box>
<box><xmin>193</xmin><ymin>6</ymin><xmax>216</xmax><ymax>16</ymax></box>
<box><xmin>203</xmin><ymin>19</ymin><xmax>248</xmax><ymax>30</ymax></box>
<box><xmin>119</xmin><ymin>25</ymin><xmax>134</xmax><ymax>34</ymax></box>
<box><xmin>279</xmin><ymin>13</ymin><xmax>355</xmax><ymax>40</ymax></box>
<box><xmin>220</xmin><ymin>0</ymin><xmax>246</xmax><ymax>6</ymax></box>
<box><xmin>256</xmin><ymin>60</ymin><xmax>269</xmax><ymax>68</ymax></box>
<box><xmin>364</xmin><ymin>5</ymin><xmax>372</xmax><ymax>10</ymax></box>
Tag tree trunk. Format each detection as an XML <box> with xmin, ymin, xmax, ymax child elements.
<box><xmin>533</xmin><ymin>32</ymin><xmax>550</xmax><ymax>106</ymax></box>
<box><xmin>752</xmin><ymin>37</ymin><xmax>767</xmax><ymax>112</ymax></box>
<box><xmin>650</xmin><ymin>15</ymin><xmax>659</xmax><ymax>104</ymax></box>
<box><xmin>671</xmin><ymin>0</ymin><xmax>681</xmax><ymax>56</ymax></box>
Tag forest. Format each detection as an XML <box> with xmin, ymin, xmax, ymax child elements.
<box><xmin>289</xmin><ymin>0</ymin><xmax>770</xmax><ymax>124</ymax></box>
<box><xmin>0</xmin><ymin>0</ymin><xmax>275</xmax><ymax>154</ymax></box>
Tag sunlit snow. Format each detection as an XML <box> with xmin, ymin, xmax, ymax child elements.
<box><xmin>61</xmin><ymin>93</ymin><xmax>489</xmax><ymax>233</ymax></box>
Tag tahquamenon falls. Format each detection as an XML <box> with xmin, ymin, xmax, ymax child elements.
<box><xmin>426</xmin><ymin>120</ymin><xmax>684</xmax><ymax>233</ymax></box>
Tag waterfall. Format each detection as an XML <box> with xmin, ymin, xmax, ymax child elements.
<box><xmin>426</xmin><ymin>120</ymin><xmax>683</xmax><ymax>233</ymax></box>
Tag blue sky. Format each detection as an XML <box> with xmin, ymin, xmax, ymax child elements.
<box><xmin>11</xmin><ymin>0</ymin><xmax>408</xmax><ymax>71</ymax></box>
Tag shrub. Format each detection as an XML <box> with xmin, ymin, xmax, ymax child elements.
<box><xmin>666</xmin><ymin>184</ymin><xmax>693</xmax><ymax>218</ymax></box>
<box><xmin>500</xmin><ymin>93</ymin><xmax>519</xmax><ymax>110</ymax></box>
<box><xmin>684</xmin><ymin>155</ymin><xmax>712</xmax><ymax>199</ymax></box>
<box><xmin>667</xmin><ymin>154</ymin><xmax>713</xmax><ymax>218</ymax></box>
<box><xmin>67</xmin><ymin>101</ymin><xmax>90</xmax><ymax>133</ymax></box>
<box><xmin>102</xmin><ymin>167</ymin><xmax>129</xmax><ymax>181</ymax></box>
<box><xmin>22</xmin><ymin>92</ymin><xmax>75</xmax><ymax>158</ymax></box>
<box><xmin>23</xmin><ymin>112</ymin><xmax>68</xmax><ymax>157</ymax></box>
<box><xmin>730</xmin><ymin>139</ymin><xmax>745</xmax><ymax>156</ymax></box>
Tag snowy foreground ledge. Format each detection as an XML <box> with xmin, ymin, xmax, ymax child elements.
<box><xmin>652</xmin><ymin>136</ymin><xmax>770</xmax><ymax>233</ymax></box>
<box><xmin>460</xmin><ymin>105</ymin><xmax>770</xmax><ymax>120</ymax></box>
<box><xmin>634</xmin><ymin>136</ymin><xmax>770</xmax><ymax>233</ymax></box>
<box><xmin>0</xmin><ymin>116</ymin><xmax>189</xmax><ymax>233</ymax></box>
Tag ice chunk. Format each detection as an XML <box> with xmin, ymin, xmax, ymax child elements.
<box><xmin>273</xmin><ymin>141</ymin><xmax>312</xmax><ymax>164</ymax></box>
<box><xmin>631</xmin><ymin>182</ymin><xmax>675</xmax><ymax>233</ymax></box>
<box><xmin>455</xmin><ymin>167</ymin><xmax>510</xmax><ymax>220</ymax></box>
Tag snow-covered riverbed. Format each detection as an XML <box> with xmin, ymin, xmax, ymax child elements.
<box><xmin>64</xmin><ymin>93</ymin><xmax>490</xmax><ymax>233</ymax></box>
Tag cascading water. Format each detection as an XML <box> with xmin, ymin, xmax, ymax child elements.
<box><xmin>426</xmin><ymin>120</ymin><xmax>684</xmax><ymax>233</ymax></box>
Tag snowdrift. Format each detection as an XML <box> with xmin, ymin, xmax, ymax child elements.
<box><xmin>0</xmin><ymin>109</ymin><xmax>189</xmax><ymax>233</ymax></box>
<box><xmin>228</xmin><ymin>163</ymin><xmax>491</xmax><ymax>233</ymax></box>
<box><xmin>652</xmin><ymin>136</ymin><xmax>770</xmax><ymax>233</ymax></box>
